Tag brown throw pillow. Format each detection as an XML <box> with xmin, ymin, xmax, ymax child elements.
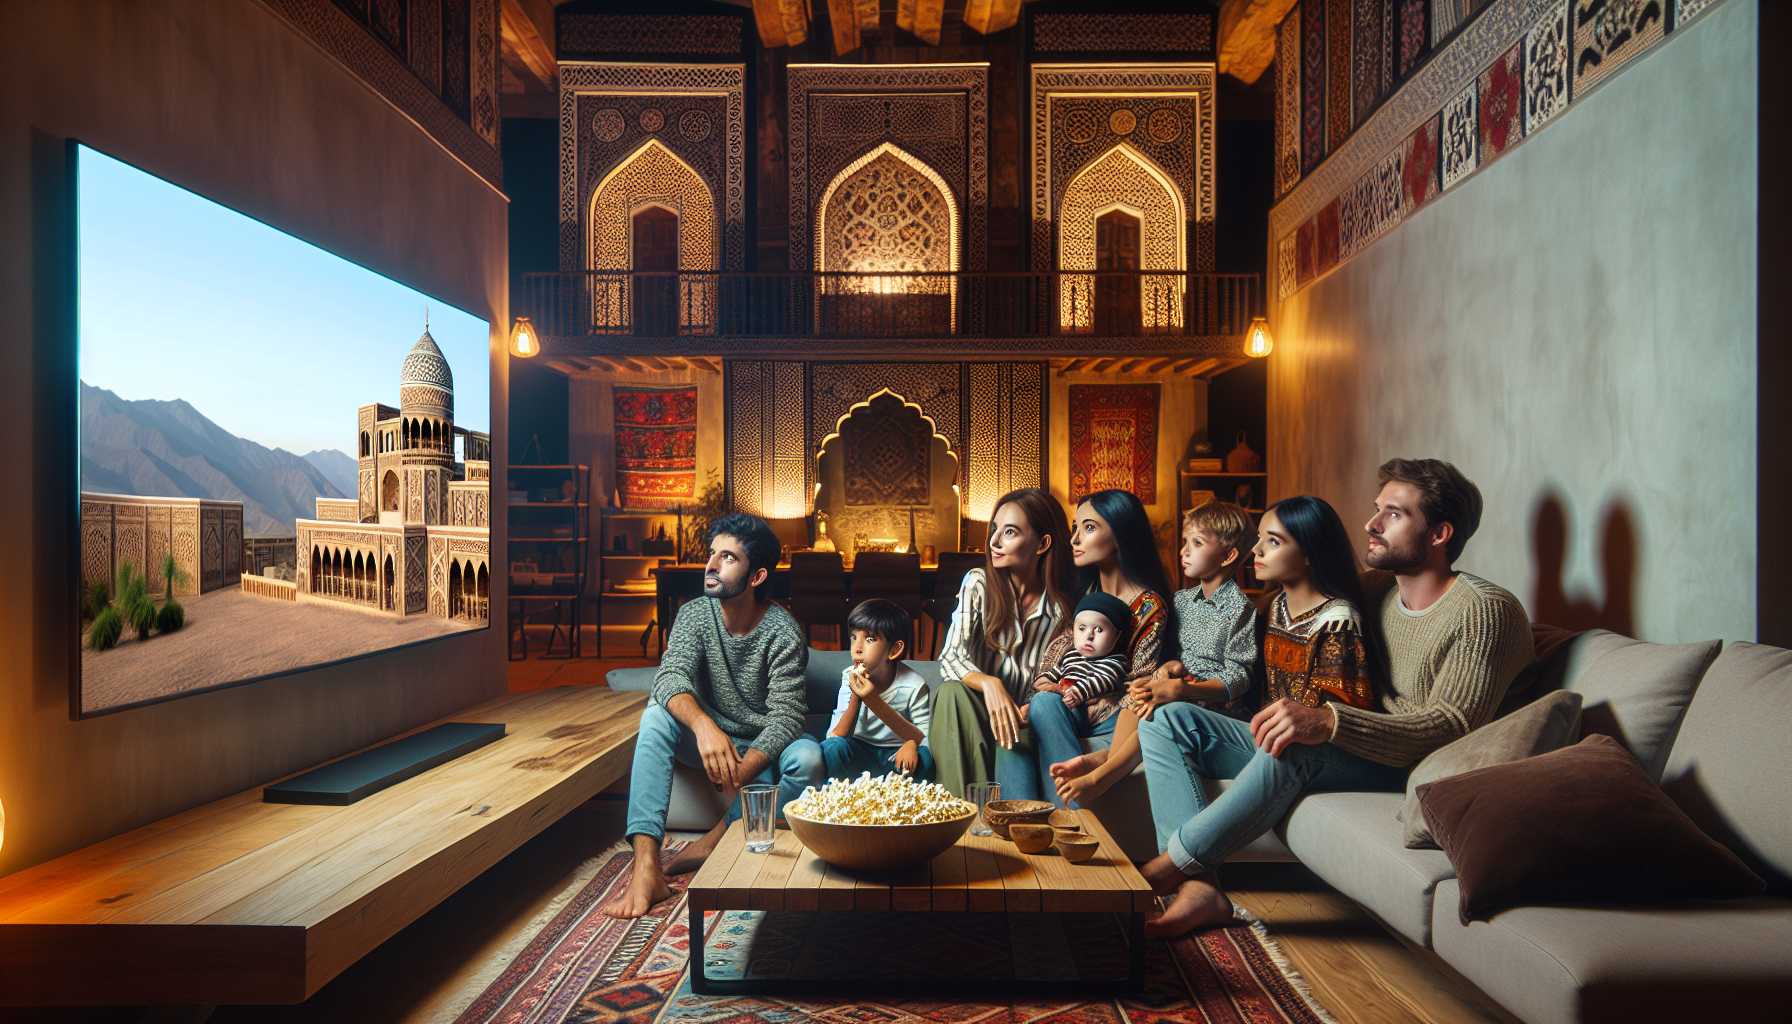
<box><xmin>1399</xmin><ymin>690</ymin><xmax>1583</xmax><ymax>848</ymax></box>
<box><xmin>1417</xmin><ymin>734</ymin><xmax>1765</xmax><ymax>923</ymax></box>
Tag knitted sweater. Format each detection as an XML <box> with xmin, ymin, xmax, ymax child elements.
<box><xmin>651</xmin><ymin>597</ymin><xmax>809</xmax><ymax>760</ymax></box>
<box><xmin>1328</xmin><ymin>573</ymin><xmax>1533</xmax><ymax>767</ymax></box>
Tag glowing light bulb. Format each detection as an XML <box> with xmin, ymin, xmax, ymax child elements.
<box><xmin>1244</xmin><ymin>317</ymin><xmax>1274</xmax><ymax>358</ymax></box>
<box><xmin>509</xmin><ymin>317</ymin><xmax>539</xmax><ymax>358</ymax></box>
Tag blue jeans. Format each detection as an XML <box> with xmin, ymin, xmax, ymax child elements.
<box><xmin>1137</xmin><ymin>701</ymin><xmax>1407</xmax><ymax>874</ymax></box>
<box><xmin>1027</xmin><ymin>691</ymin><xmax>1119</xmax><ymax>808</ymax></box>
<box><xmin>817</xmin><ymin>735</ymin><xmax>936</xmax><ymax>781</ymax></box>
<box><xmin>624</xmin><ymin>702</ymin><xmax>825</xmax><ymax>842</ymax></box>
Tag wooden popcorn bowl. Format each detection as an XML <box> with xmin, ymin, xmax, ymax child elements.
<box><xmin>1055</xmin><ymin>833</ymin><xmax>1101</xmax><ymax>863</ymax></box>
<box><xmin>783</xmin><ymin>802</ymin><xmax>977</xmax><ymax>871</ymax></box>
<box><xmin>982</xmin><ymin>799</ymin><xmax>1054</xmax><ymax>838</ymax></box>
<box><xmin>1009</xmin><ymin>822</ymin><xmax>1055</xmax><ymax>853</ymax></box>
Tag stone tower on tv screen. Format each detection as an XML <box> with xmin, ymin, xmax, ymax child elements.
<box><xmin>293</xmin><ymin>325</ymin><xmax>492</xmax><ymax>622</ymax></box>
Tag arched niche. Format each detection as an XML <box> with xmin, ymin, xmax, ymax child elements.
<box><xmin>814</xmin><ymin>390</ymin><xmax>961</xmax><ymax>558</ymax></box>
<box><xmin>588</xmin><ymin>139</ymin><xmax>717</xmax><ymax>332</ymax></box>
<box><xmin>1057</xmin><ymin>143</ymin><xmax>1187</xmax><ymax>332</ymax></box>
<box><xmin>815</xmin><ymin>143</ymin><xmax>959</xmax><ymax>334</ymax></box>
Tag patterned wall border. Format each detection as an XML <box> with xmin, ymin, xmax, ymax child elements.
<box><xmin>260</xmin><ymin>0</ymin><xmax>501</xmax><ymax>189</ymax></box>
<box><xmin>1030</xmin><ymin>12</ymin><xmax>1216</xmax><ymax>55</ymax></box>
<box><xmin>1029</xmin><ymin>64</ymin><xmax>1219</xmax><ymax>274</ymax></box>
<box><xmin>557</xmin><ymin>62</ymin><xmax>747</xmax><ymax>272</ymax></box>
<box><xmin>1271</xmin><ymin>0</ymin><xmax>1712</xmax><ymax>301</ymax></box>
<box><xmin>787</xmin><ymin>64</ymin><xmax>990</xmax><ymax>275</ymax></box>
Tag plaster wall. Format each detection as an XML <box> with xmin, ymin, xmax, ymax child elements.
<box><xmin>1267</xmin><ymin>0</ymin><xmax>1757</xmax><ymax>643</ymax></box>
<box><xmin>0</xmin><ymin>0</ymin><xmax>508</xmax><ymax>873</ymax></box>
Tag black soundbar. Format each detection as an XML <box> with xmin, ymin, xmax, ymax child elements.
<box><xmin>263</xmin><ymin>722</ymin><xmax>507</xmax><ymax>805</ymax></box>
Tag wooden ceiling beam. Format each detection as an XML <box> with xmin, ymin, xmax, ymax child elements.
<box><xmin>899</xmin><ymin>0</ymin><xmax>947</xmax><ymax>44</ymax></box>
<box><xmin>1186</xmin><ymin>358</ymin><xmax>1223</xmax><ymax>377</ymax></box>
<box><xmin>499</xmin><ymin>0</ymin><xmax>556</xmax><ymax>92</ymax></box>
<box><xmin>1218</xmin><ymin>0</ymin><xmax>1300</xmax><ymax>85</ymax></box>
<box><xmin>752</xmin><ymin>0</ymin><xmax>810</xmax><ymax>48</ymax></box>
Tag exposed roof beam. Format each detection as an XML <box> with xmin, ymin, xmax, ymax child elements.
<box><xmin>900</xmin><ymin>0</ymin><xmax>947</xmax><ymax>44</ymax></box>
<box><xmin>1218</xmin><ymin>0</ymin><xmax>1300</xmax><ymax>85</ymax></box>
<box><xmin>500</xmin><ymin>0</ymin><xmax>556</xmax><ymax>91</ymax></box>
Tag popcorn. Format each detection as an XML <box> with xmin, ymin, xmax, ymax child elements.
<box><xmin>787</xmin><ymin>771</ymin><xmax>972</xmax><ymax>825</ymax></box>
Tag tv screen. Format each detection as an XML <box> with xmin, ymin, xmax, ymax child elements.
<box><xmin>74</xmin><ymin>143</ymin><xmax>492</xmax><ymax>717</ymax></box>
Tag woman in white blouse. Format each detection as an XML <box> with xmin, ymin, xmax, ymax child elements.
<box><xmin>928</xmin><ymin>487</ymin><xmax>1077</xmax><ymax>796</ymax></box>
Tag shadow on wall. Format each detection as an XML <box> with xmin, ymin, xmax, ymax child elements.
<box><xmin>1530</xmin><ymin>490</ymin><xmax>1638</xmax><ymax>638</ymax></box>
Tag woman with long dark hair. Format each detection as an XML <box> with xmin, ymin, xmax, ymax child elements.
<box><xmin>1019</xmin><ymin>488</ymin><xmax>1174</xmax><ymax>805</ymax></box>
<box><xmin>928</xmin><ymin>487</ymin><xmax>1077</xmax><ymax>796</ymax></box>
<box><xmin>1252</xmin><ymin>495</ymin><xmax>1387</xmax><ymax>707</ymax></box>
<box><xmin>1130</xmin><ymin>494</ymin><xmax>1392</xmax><ymax>935</ymax></box>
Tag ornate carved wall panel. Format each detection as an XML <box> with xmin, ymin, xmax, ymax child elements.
<box><xmin>787</xmin><ymin>64</ymin><xmax>988</xmax><ymax>276</ymax></box>
<box><xmin>1030</xmin><ymin>12</ymin><xmax>1216</xmax><ymax>54</ymax></box>
<box><xmin>557</xmin><ymin>12</ymin><xmax>746</xmax><ymax>57</ymax></box>
<box><xmin>818</xmin><ymin>145</ymin><xmax>960</xmax><ymax>275</ymax></box>
<box><xmin>1031</xmin><ymin>64</ymin><xmax>1218</xmax><ymax>276</ymax></box>
<box><xmin>967</xmin><ymin>363</ymin><xmax>1045</xmax><ymax>522</ymax></box>
<box><xmin>726</xmin><ymin>361</ymin><xmax>807</xmax><ymax>519</ymax></box>
<box><xmin>559</xmin><ymin>63</ymin><xmax>746</xmax><ymax>272</ymax></box>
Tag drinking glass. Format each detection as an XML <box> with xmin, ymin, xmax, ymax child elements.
<box><xmin>741</xmin><ymin>783</ymin><xmax>777</xmax><ymax>853</ymax></box>
<box><xmin>967</xmin><ymin>781</ymin><xmax>1001</xmax><ymax>837</ymax></box>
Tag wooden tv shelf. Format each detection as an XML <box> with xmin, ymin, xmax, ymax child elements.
<box><xmin>0</xmin><ymin>686</ymin><xmax>646</xmax><ymax>1006</ymax></box>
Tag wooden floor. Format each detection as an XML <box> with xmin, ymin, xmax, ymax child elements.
<box><xmin>0</xmin><ymin>649</ymin><xmax>1518</xmax><ymax>1023</ymax></box>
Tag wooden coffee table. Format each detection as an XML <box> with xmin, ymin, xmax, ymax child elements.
<box><xmin>685</xmin><ymin>807</ymin><xmax>1153</xmax><ymax>995</ymax></box>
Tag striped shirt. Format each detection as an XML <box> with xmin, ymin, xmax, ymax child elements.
<box><xmin>1036</xmin><ymin>648</ymin><xmax>1131</xmax><ymax>704</ymax></box>
<box><xmin>937</xmin><ymin>568</ymin><xmax>1065</xmax><ymax>703</ymax></box>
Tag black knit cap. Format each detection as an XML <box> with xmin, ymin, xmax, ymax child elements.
<box><xmin>1073</xmin><ymin>591</ymin><xmax>1133</xmax><ymax>647</ymax></box>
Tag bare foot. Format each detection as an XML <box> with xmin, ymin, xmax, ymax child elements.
<box><xmin>663</xmin><ymin>820</ymin><xmax>727</xmax><ymax>875</ymax></box>
<box><xmin>1055</xmin><ymin>763</ymin><xmax>1124</xmax><ymax>806</ymax></box>
<box><xmin>1144</xmin><ymin>878</ymin><xmax>1235</xmax><ymax>938</ymax></box>
<box><xmin>600</xmin><ymin>861</ymin><xmax>673</xmax><ymax>919</ymax></box>
<box><xmin>1139</xmin><ymin>853</ymin><xmax>1192</xmax><ymax>896</ymax></box>
<box><xmin>1049</xmin><ymin>749</ymin><xmax>1109</xmax><ymax>781</ymax></box>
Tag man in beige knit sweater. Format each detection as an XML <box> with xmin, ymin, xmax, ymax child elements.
<box><xmin>1137</xmin><ymin>459</ymin><xmax>1532</xmax><ymax>936</ymax></box>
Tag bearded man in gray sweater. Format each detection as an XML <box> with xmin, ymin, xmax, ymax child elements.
<box><xmin>603</xmin><ymin>513</ymin><xmax>820</xmax><ymax>919</ymax></box>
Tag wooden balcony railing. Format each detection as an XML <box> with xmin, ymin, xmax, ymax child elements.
<box><xmin>519</xmin><ymin>271</ymin><xmax>1263</xmax><ymax>341</ymax></box>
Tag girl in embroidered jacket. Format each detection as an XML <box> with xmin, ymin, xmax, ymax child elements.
<box><xmin>1252</xmin><ymin>496</ymin><xmax>1385</xmax><ymax>712</ymax></box>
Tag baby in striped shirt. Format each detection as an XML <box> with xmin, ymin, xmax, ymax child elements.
<box><xmin>1032</xmin><ymin>591</ymin><xmax>1133</xmax><ymax>710</ymax></box>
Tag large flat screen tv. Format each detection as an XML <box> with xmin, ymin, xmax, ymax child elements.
<box><xmin>73</xmin><ymin>143</ymin><xmax>492</xmax><ymax>717</ymax></box>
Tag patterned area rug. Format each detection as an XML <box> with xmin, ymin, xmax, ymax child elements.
<box><xmin>455</xmin><ymin>842</ymin><xmax>1335</xmax><ymax>1024</ymax></box>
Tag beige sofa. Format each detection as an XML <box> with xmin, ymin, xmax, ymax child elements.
<box><xmin>609</xmin><ymin>631</ymin><xmax>1792</xmax><ymax>1022</ymax></box>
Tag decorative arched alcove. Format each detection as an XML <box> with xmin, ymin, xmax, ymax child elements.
<box><xmin>588</xmin><ymin>138</ymin><xmax>717</xmax><ymax>332</ymax></box>
<box><xmin>1057</xmin><ymin>143</ymin><xmax>1188</xmax><ymax>332</ymax></box>
<box><xmin>815</xmin><ymin>143</ymin><xmax>959</xmax><ymax>334</ymax></box>
<box><xmin>813</xmin><ymin>389</ymin><xmax>961</xmax><ymax>557</ymax></box>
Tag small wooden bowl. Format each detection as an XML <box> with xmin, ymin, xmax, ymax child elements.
<box><xmin>983</xmin><ymin>799</ymin><xmax>1053</xmax><ymax>838</ymax></box>
<box><xmin>1009</xmin><ymin>822</ymin><xmax>1055</xmax><ymax>853</ymax></box>
<box><xmin>1055</xmin><ymin>834</ymin><xmax>1101</xmax><ymax>863</ymax></box>
<box><xmin>1047</xmin><ymin>810</ymin><xmax>1081</xmax><ymax>830</ymax></box>
<box><xmin>1052</xmin><ymin>827</ymin><xmax>1087</xmax><ymax>844</ymax></box>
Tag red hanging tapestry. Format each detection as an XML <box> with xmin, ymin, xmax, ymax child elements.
<box><xmin>1069</xmin><ymin>384</ymin><xmax>1160</xmax><ymax>504</ymax></box>
<box><xmin>613</xmin><ymin>385</ymin><xmax>697</xmax><ymax>509</ymax></box>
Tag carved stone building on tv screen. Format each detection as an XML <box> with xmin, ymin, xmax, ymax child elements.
<box><xmin>291</xmin><ymin>327</ymin><xmax>492</xmax><ymax>623</ymax></box>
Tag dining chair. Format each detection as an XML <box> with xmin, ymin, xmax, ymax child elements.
<box><xmin>849</xmin><ymin>551</ymin><xmax>925</xmax><ymax>653</ymax></box>
<box><xmin>922</xmin><ymin>550</ymin><xmax>985</xmax><ymax>659</ymax></box>
<box><xmin>788</xmin><ymin>551</ymin><xmax>851</xmax><ymax>648</ymax></box>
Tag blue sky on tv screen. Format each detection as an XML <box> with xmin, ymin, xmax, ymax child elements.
<box><xmin>76</xmin><ymin>144</ymin><xmax>490</xmax><ymax>457</ymax></box>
